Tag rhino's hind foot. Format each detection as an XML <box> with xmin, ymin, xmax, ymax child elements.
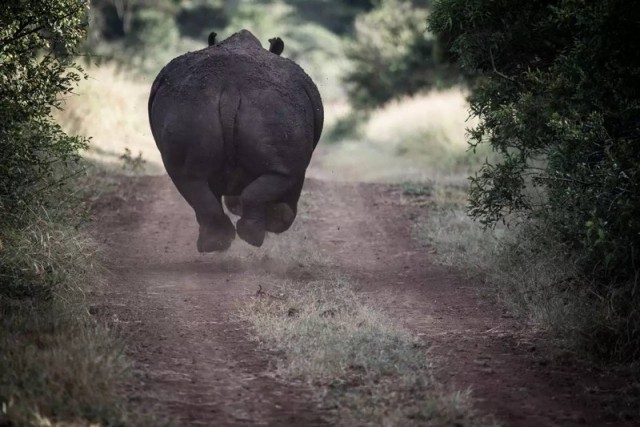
<box><xmin>265</xmin><ymin>203</ymin><xmax>295</xmax><ymax>233</ymax></box>
<box><xmin>237</xmin><ymin>218</ymin><xmax>266</xmax><ymax>247</ymax></box>
<box><xmin>197</xmin><ymin>221</ymin><xmax>236</xmax><ymax>253</ymax></box>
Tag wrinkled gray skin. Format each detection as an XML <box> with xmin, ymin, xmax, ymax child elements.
<box><xmin>148</xmin><ymin>30</ymin><xmax>323</xmax><ymax>251</ymax></box>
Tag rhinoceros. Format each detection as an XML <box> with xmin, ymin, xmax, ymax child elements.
<box><xmin>148</xmin><ymin>29</ymin><xmax>323</xmax><ymax>251</ymax></box>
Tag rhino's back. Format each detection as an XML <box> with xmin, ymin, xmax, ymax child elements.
<box><xmin>153</xmin><ymin>43</ymin><xmax>314</xmax><ymax>106</ymax></box>
<box><xmin>150</xmin><ymin>41</ymin><xmax>323</xmax><ymax>150</ymax></box>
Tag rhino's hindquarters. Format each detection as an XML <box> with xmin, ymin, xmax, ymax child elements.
<box><xmin>149</xmin><ymin>71</ymin><xmax>317</xmax><ymax>250</ymax></box>
<box><xmin>231</xmin><ymin>95</ymin><xmax>311</xmax><ymax>246</ymax></box>
<box><xmin>151</xmin><ymin>93</ymin><xmax>236</xmax><ymax>252</ymax></box>
<box><xmin>235</xmin><ymin>174</ymin><xmax>301</xmax><ymax>246</ymax></box>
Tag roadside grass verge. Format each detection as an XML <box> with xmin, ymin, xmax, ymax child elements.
<box><xmin>410</xmin><ymin>179</ymin><xmax>638</xmax><ymax>361</ymax></box>
<box><xmin>0</xmin><ymin>208</ymin><xmax>129</xmax><ymax>426</ymax></box>
<box><xmin>0</xmin><ymin>165</ymin><xmax>169</xmax><ymax>426</ymax></box>
<box><xmin>403</xmin><ymin>179</ymin><xmax>501</xmax><ymax>272</ymax></box>
<box><xmin>240</xmin><ymin>276</ymin><xmax>489</xmax><ymax>426</ymax></box>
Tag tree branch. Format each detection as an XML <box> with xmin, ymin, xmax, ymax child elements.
<box><xmin>1</xmin><ymin>23</ymin><xmax>47</xmax><ymax>47</ymax></box>
<box><xmin>534</xmin><ymin>175</ymin><xmax>594</xmax><ymax>186</ymax></box>
<box><xmin>489</xmin><ymin>47</ymin><xmax>521</xmax><ymax>86</ymax></box>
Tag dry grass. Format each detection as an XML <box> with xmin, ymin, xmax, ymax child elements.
<box><xmin>0</xmin><ymin>303</ymin><xmax>128</xmax><ymax>425</ymax></box>
<box><xmin>240</xmin><ymin>276</ymin><xmax>488</xmax><ymax>426</ymax></box>
<box><xmin>54</xmin><ymin>62</ymin><xmax>162</xmax><ymax>173</ymax></box>
<box><xmin>320</xmin><ymin>89</ymin><xmax>486</xmax><ymax>182</ymax></box>
<box><xmin>413</xmin><ymin>179</ymin><xmax>619</xmax><ymax>357</ymax></box>
<box><xmin>0</xmin><ymin>193</ymin><xmax>169</xmax><ymax>426</ymax></box>
<box><xmin>405</xmin><ymin>177</ymin><xmax>503</xmax><ymax>272</ymax></box>
<box><xmin>0</xmin><ymin>211</ymin><xmax>128</xmax><ymax>426</ymax></box>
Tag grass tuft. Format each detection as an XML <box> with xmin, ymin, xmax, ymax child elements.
<box><xmin>240</xmin><ymin>277</ymin><xmax>489</xmax><ymax>426</ymax></box>
<box><xmin>0</xmin><ymin>303</ymin><xmax>129</xmax><ymax>426</ymax></box>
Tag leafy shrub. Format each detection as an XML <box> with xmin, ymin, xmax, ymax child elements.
<box><xmin>429</xmin><ymin>0</ymin><xmax>640</xmax><ymax>361</ymax></box>
<box><xmin>344</xmin><ymin>0</ymin><xmax>457</xmax><ymax>109</ymax></box>
<box><xmin>1</xmin><ymin>0</ymin><xmax>90</xmax><ymax>301</ymax></box>
<box><xmin>0</xmin><ymin>1</ymin><xmax>88</xmax><ymax>226</ymax></box>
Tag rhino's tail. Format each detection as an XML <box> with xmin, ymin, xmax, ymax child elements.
<box><xmin>218</xmin><ymin>87</ymin><xmax>242</xmax><ymax>168</ymax></box>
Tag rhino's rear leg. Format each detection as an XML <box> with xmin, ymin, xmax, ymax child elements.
<box><xmin>265</xmin><ymin>203</ymin><xmax>296</xmax><ymax>233</ymax></box>
<box><xmin>265</xmin><ymin>177</ymin><xmax>303</xmax><ymax>233</ymax></box>
<box><xmin>225</xmin><ymin>196</ymin><xmax>296</xmax><ymax>233</ymax></box>
<box><xmin>166</xmin><ymin>169</ymin><xmax>236</xmax><ymax>252</ymax></box>
<box><xmin>236</xmin><ymin>174</ymin><xmax>300</xmax><ymax>247</ymax></box>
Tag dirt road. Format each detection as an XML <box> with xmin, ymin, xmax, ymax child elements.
<box><xmin>94</xmin><ymin>175</ymin><xmax>635</xmax><ymax>426</ymax></box>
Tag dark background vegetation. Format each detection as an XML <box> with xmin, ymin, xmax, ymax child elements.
<box><xmin>1</xmin><ymin>0</ymin><xmax>639</xmax><ymax>424</ymax></box>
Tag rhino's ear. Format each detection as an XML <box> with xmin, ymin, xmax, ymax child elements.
<box><xmin>268</xmin><ymin>37</ymin><xmax>284</xmax><ymax>56</ymax></box>
<box><xmin>208</xmin><ymin>31</ymin><xmax>217</xmax><ymax>46</ymax></box>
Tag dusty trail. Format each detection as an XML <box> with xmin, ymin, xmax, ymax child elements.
<box><xmin>95</xmin><ymin>176</ymin><xmax>328</xmax><ymax>426</ymax></box>
<box><xmin>95</xmin><ymin>175</ymin><xmax>633</xmax><ymax>426</ymax></box>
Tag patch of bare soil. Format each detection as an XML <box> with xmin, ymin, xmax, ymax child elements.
<box><xmin>93</xmin><ymin>175</ymin><xmax>637</xmax><ymax>426</ymax></box>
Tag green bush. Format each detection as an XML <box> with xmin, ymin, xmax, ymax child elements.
<box><xmin>344</xmin><ymin>0</ymin><xmax>457</xmax><ymax>109</ymax></box>
<box><xmin>0</xmin><ymin>0</ymin><xmax>91</xmax><ymax>313</ymax></box>
<box><xmin>429</xmin><ymin>0</ymin><xmax>640</xmax><ymax>361</ymax></box>
<box><xmin>0</xmin><ymin>1</ymin><xmax>88</xmax><ymax>226</ymax></box>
